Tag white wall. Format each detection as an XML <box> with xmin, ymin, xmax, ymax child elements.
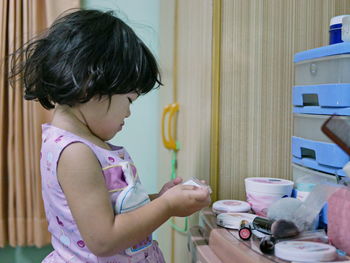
<box><xmin>0</xmin><ymin>2</ymin><xmax>162</xmax><ymax>262</ymax></box>
<box><xmin>82</xmin><ymin>0</ymin><xmax>160</xmax><ymax>194</ymax></box>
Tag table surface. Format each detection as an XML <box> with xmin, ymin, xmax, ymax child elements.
<box><xmin>198</xmin><ymin>208</ymin><xmax>349</xmax><ymax>263</ymax></box>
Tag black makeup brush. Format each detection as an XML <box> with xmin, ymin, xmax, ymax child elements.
<box><xmin>271</xmin><ymin>219</ymin><xmax>299</xmax><ymax>238</ymax></box>
<box><xmin>252</xmin><ymin>217</ymin><xmax>299</xmax><ymax>238</ymax></box>
<box><xmin>258</xmin><ymin>219</ymin><xmax>300</xmax><ymax>254</ymax></box>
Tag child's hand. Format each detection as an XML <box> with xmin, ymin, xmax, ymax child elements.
<box><xmin>158</xmin><ymin>177</ymin><xmax>183</xmax><ymax>196</ymax></box>
<box><xmin>160</xmin><ymin>184</ymin><xmax>211</xmax><ymax>217</ymax></box>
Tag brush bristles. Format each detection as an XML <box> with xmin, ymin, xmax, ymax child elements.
<box><xmin>271</xmin><ymin>219</ymin><xmax>299</xmax><ymax>238</ymax></box>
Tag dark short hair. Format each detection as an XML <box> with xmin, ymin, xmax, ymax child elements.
<box><xmin>10</xmin><ymin>9</ymin><xmax>162</xmax><ymax>109</ymax></box>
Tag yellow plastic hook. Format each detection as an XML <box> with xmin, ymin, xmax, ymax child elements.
<box><xmin>161</xmin><ymin>103</ymin><xmax>179</xmax><ymax>150</ymax></box>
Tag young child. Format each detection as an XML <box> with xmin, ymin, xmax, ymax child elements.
<box><xmin>10</xmin><ymin>9</ymin><xmax>211</xmax><ymax>263</ymax></box>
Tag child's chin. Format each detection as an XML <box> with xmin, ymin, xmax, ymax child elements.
<box><xmin>103</xmin><ymin>132</ymin><xmax>118</xmax><ymax>141</ymax></box>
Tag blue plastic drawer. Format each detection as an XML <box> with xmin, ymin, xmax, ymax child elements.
<box><xmin>293</xmin><ymin>84</ymin><xmax>350</xmax><ymax>115</ymax></box>
<box><xmin>294</xmin><ymin>43</ymin><xmax>350</xmax><ymax>86</ymax></box>
<box><xmin>292</xmin><ymin>136</ymin><xmax>348</xmax><ymax>176</ymax></box>
<box><xmin>294</xmin><ymin>42</ymin><xmax>350</xmax><ymax>63</ymax></box>
<box><xmin>292</xmin><ymin>163</ymin><xmax>337</xmax><ymax>183</ymax></box>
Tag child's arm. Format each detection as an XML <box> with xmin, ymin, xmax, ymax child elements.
<box><xmin>57</xmin><ymin>143</ymin><xmax>210</xmax><ymax>257</ymax></box>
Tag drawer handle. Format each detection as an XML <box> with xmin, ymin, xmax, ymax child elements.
<box><xmin>301</xmin><ymin>147</ymin><xmax>316</xmax><ymax>160</ymax></box>
<box><xmin>310</xmin><ymin>63</ymin><xmax>317</xmax><ymax>75</ymax></box>
<box><xmin>302</xmin><ymin>94</ymin><xmax>319</xmax><ymax>106</ymax></box>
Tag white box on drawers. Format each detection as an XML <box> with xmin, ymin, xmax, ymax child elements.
<box><xmin>292</xmin><ymin>163</ymin><xmax>337</xmax><ymax>183</ymax></box>
<box><xmin>293</xmin><ymin>113</ymin><xmax>350</xmax><ymax>142</ymax></box>
<box><xmin>295</xmin><ymin>54</ymin><xmax>350</xmax><ymax>85</ymax></box>
<box><xmin>292</xmin><ymin>115</ymin><xmax>349</xmax><ymax>174</ymax></box>
<box><xmin>293</xmin><ymin>113</ymin><xmax>349</xmax><ymax>143</ymax></box>
<box><xmin>293</xmin><ymin>114</ymin><xmax>331</xmax><ymax>142</ymax></box>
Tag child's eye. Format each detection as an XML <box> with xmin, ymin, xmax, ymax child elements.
<box><xmin>128</xmin><ymin>97</ymin><xmax>133</xmax><ymax>104</ymax></box>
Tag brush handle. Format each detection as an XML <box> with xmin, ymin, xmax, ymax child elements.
<box><xmin>252</xmin><ymin>216</ymin><xmax>273</xmax><ymax>235</ymax></box>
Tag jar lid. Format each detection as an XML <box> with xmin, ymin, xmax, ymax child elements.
<box><xmin>330</xmin><ymin>15</ymin><xmax>350</xmax><ymax>26</ymax></box>
<box><xmin>212</xmin><ymin>200</ymin><xmax>251</xmax><ymax>214</ymax></box>
<box><xmin>245</xmin><ymin>177</ymin><xmax>294</xmax><ymax>194</ymax></box>
<box><xmin>275</xmin><ymin>241</ymin><xmax>337</xmax><ymax>262</ymax></box>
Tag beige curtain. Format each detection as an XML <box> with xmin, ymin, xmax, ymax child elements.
<box><xmin>219</xmin><ymin>0</ymin><xmax>350</xmax><ymax>201</ymax></box>
<box><xmin>0</xmin><ymin>0</ymin><xmax>79</xmax><ymax>247</ymax></box>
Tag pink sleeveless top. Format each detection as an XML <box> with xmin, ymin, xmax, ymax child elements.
<box><xmin>40</xmin><ymin>124</ymin><xmax>165</xmax><ymax>263</ymax></box>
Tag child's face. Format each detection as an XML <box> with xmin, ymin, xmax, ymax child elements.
<box><xmin>79</xmin><ymin>92</ymin><xmax>138</xmax><ymax>141</ymax></box>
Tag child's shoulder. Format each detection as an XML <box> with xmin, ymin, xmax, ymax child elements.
<box><xmin>42</xmin><ymin>123</ymin><xmax>87</xmax><ymax>150</ymax></box>
<box><xmin>58</xmin><ymin>141</ymin><xmax>101</xmax><ymax>171</ymax></box>
<box><xmin>41</xmin><ymin>123</ymin><xmax>133</xmax><ymax>168</ymax></box>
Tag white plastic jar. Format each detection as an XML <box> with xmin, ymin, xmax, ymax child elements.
<box><xmin>245</xmin><ymin>177</ymin><xmax>294</xmax><ymax>216</ymax></box>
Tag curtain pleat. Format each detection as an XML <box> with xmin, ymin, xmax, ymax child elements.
<box><xmin>0</xmin><ymin>0</ymin><xmax>9</xmax><ymax>248</ymax></box>
<box><xmin>0</xmin><ymin>0</ymin><xmax>79</xmax><ymax>248</ymax></box>
<box><xmin>219</xmin><ymin>0</ymin><xmax>350</xmax><ymax>200</ymax></box>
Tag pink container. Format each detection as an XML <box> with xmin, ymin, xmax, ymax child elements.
<box><xmin>328</xmin><ymin>187</ymin><xmax>350</xmax><ymax>255</ymax></box>
<box><xmin>245</xmin><ymin>177</ymin><xmax>294</xmax><ymax>216</ymax></box>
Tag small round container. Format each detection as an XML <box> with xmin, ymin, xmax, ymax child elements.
<box><xmin>329</xmin><ymin>15</ymin><xmax>350</xmax><ymax>44</ymax></box>
<box><xmin>216</xmin><ymin>213</ymin><xmax>257</xmax><ymax>230</ymax></box>
<box><xmin>245</xmin><ymin>177</ymin><xmax>294</xmax><ymax>216</ymax></box>
<box><xmin>275</xmin><ymin>241</ymin><xmax>337</xmax><ymax>262</ymax></box>
<box><xmin>212</xmin><ymin>200</ymin><xmax>251</xmax><ymax>214</ymax></box>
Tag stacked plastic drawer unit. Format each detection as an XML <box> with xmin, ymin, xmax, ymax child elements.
<box><xmin>292</xmin><ymin>43</ymin><xmax>350</xmax><ymax>224</ymax></box>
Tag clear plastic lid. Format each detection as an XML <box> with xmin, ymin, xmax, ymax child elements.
<box><xmin>183</xmin><ymin>176</ymin><xmax>212</xmax><ymax>193</ymax></box>
<box><xmin>330</xmin><ymin>15</ymin><xmax>350</xmax><ymax>26</ymax></box>
<box><xmin>245</xmin><ymin>177</ymin><xmax>294</xmax><ymax>194</ymax></box>
<box><xmin>212</xmin><ymin>200</ymin><xmax>251</xmax><ymax>214</ymax></box>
